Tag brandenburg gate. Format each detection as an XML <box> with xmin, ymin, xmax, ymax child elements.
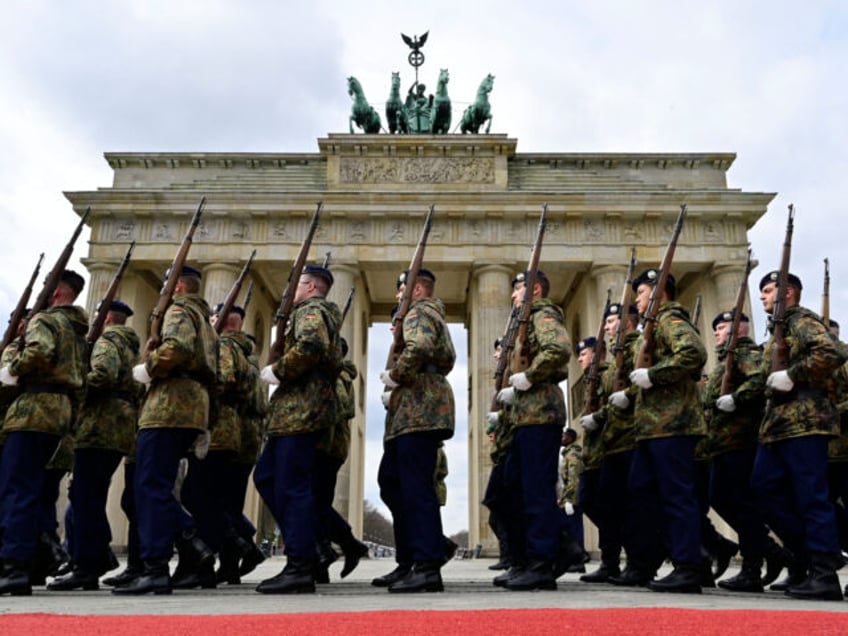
<box><xmin>66</xmin><ymin>133</ymin><xmax>773</xmax><ymax>553</ymax></box>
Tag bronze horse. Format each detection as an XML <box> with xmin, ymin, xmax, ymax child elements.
<box><xmin>431</xmin><ymin>69</ymin><xmax>451</xmax><ymax>135</ymax></box>
<box><xmin>348</xmin><ymin>76</ymin><xmax>381</xmax><ymax>134</ymax></box>
<box><xmin>460</xmin><ymin>73</ymin><xmax>494</xmax><ymax>134</ymax></box>
<box><xmin>385</xmin><ymin>72</ymin><xmax>409</xmax><ymax>134</ymax></box>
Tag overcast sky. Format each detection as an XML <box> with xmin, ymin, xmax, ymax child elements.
<box><xmin>1</xmin><ymin>1</ymin><xmax>846</xmax><ymax>535</ymax></box>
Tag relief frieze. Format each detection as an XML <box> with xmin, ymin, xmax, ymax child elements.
<box><xmin>339</xmin><ymin>157</ymin><xmax>495</xmax><ymax>184</ymax></box>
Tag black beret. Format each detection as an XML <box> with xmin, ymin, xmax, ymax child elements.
<box><xmin>562</xmin><ymin>428</ymin><xmax>577</xmax><ymax>441</ymax></box>
<box><xmin>758</xmin><ymin>270</ymin><xmax>803</xmax><ymax>292</ymax></box>
<box><xmin>829</xmin><ymin>319</ymin><xmax>840</xmax><ymax>329</ymax></box>
<box><xmin>108</xmin><ymin>300</ymin><xmax>134</xmax><ymax>317</ymax></box>
<box><xmin>163</xmin><ymin>265</ymin><xmax>202</xmax><ymax>281</ymax></box>
<box><xmin>511</xmin><ymin>270</ymin><xmax>548</xmax><ymax>287</ymax></box>
<box><xmin>711</xmin><ymin>309</ymin><xmax>750</xmax><ymax>331</ymax></box>
<box><xmin>61</xmin><ymin>269</ymin><xmax>85</xmax><ymax>295</ymax></box>
<box><xmin>632</xmin><ymin>268</ymin><xmax>676</xmax><ymax>294</ymax></box>
<box><xmin>604</xmin><ymin>302</ymin><xmax>639</xmax><ymax>320</ymax></box>
<box><xmin>397</xmin><ymin>267</ymin><xmax>435</xmax><ymax>289</ymax></box>
<box><xmin>302</xmin><ymin>264</ymin><xmax>334</xmax><ymax>287</ymax></box>
<box><xmin>576</xmin><ymin>336</ymin><xmax>597</xmax><ymax>354</ymax></box>
<box><xmin>494</xmin><ymin>337</ymin><xmax>502</xmax><ymax>350</ymax></box>
<box><xmin>213</xmin><ymin>303</ymin><xmax>245</xmax><ymax>319</ymax></box>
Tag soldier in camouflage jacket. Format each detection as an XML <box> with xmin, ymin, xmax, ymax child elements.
<box><xmin>750</xmin><ymin>271</ymin><xmax>848</xmax><ymax>601</ymax></box>
<box><xmin>0</xmin><ymin>270</ymin><xmax>88</xmax><ymax>596</ymax></box>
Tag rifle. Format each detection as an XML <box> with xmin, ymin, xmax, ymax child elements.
<box><xmin>720</xmin><ymin>248</ymin><xmax>754</xmax><ymax>396</ymax></box>
<box><xmin>770</xmin><ymin>204</ymin><xmax>795</xmax><ymax>374</ymax></box>
<box><xmin>511</xmin><ymin>204</ymin><xmax>548</xmax><ymax>373</ymax></box>
<box><xmin>87</xmin><ymin>242</ymin><xmax>135</xmax><ymax>347</ymax></box>
<box><xmin>242</xmin><ymin>281</ymin><xmax>255</xmax><ymax>315</ymax></box>
<box><xmin>490</xmin><ymin>307</ymin><xmax>520</xmax><ymax>412</ymax></box>
<box><xmin>583</xmin><ymin>288</ymin><xmax>612</xmax><ymax>415</ymax></box>
<box><xmin>691</xmin><ymin>294</ymin><xmax>703</xmax><ymax>333</ymax></box>
<box><xmin>268</xmin><ymin>201</ymin><xmax>323</xmax><ymax>364</ymax></box>
<box><xmin>340</xmin><ymin>286</ymin><xmax>355</xmax><ymax>324</ymax></box>
<box><xmin>214</xmin><ymin>250</ymin><xmax>256</xmax><ymax>335</ymax></box>
<box><xmin>143</xmin><ymin>197</ymin><xmax>206</xmax><ymax>360</ymax></box>
<box><xmin>634</xmin><ymin>204</ymin><xmax>688</xmax><ymax>369</ymax></box>
<box><xmin>0</xmin><ymin>252</ymin><xmax>44</xmax><ymax>352</ymax></box>
<box><xmin>386</xmin><ymin>205</ymin><xmax>435</xmax><ymax>369</ymax></box>
<box><xmin>822</xmin><ymin>257</ymin><xmax>830</xmax><ymax>325</ymax></box>
<box><xmin>612</xmin><ymin>247</ymin><xmax>638</xmax><ymax>392</ymax></box>
<box><xmin>322</xmin><ymin>252</ymin><xmax>331</xmax><ymax>269</ymax></box>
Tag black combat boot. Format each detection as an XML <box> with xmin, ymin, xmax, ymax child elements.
<box><xmin>172</xmin><ymin>558</ymin><xmax>216</xmax><ymax>589</ymax></box>
<box><xmin>442</xmin><ymin>537</ymin><xmax>459</xmax><ymax>565</ymax></box>
<box><xmin>580</xmin><ymin>559</ymin><xmax>621</xmax><ymax>583</ymax></box>
<box><xmin>718</xmin><ymin>559</ymin><xmax>764</xmax><ymax>592</ymax></box>
<box><xmin>553</xmin><ymin>529</ymin><xmax>590</xmax><ymax>579</ymax></box>
<box><xmin>236</xmin><ymin>536</ymin><xmax>266</xmax><ymax>576</ymax></box>
<box><xmin>46</xmin><ymin>565</ymin><xmax>100</xmax><ymax>591</ymax></box>
<box><xmin>371</xmin><ymin>562</ymin><xmax>412</xmax><ymax>587</ymax></box>
<box><xmin>712</xmin><ymin>536</ymin><xmax>738</xmax><ymax>580</ymax></box>
<box><xmin>503</xmin><ymin>559</ymin><xmax>557</xmax><ymax>591</ymax></box>
<box><xmin>255</xmin><ymin>557</ymin><xmax>316</xmax><ymax>594</ymax></box>
<box><xmin>647</xmin><ymin>563</ymin><xmax>702</xmax><ymax>594</ymax></box>
<box><xmin>102</xmin><ymin>557</ymin><xmax>144</xmax><ymax>588</ymax></box>
<box><xmin>387</xmin><ymin>561</ymin><xmax>444</xmax><ymax>593</ymax></box>
<box><xmin>0</xmin><ymin>561</ymin><xmax>32</xmax><ymax>596</ymax></box>
<box><xmin>762</xmin><ymin>540</ymin><xmax>786</xmax><ymax>587</ymax></box>
<box><xmin>488</xmin><ymin>557</ymin><xmax>510</xmax><ymax>571</ymax></box>
<box><xmin>111</xmin><ymin>559</ymin><xmax>171</xmax><ymax>595</ymax></box>
<box><xmin>339</xmin><ymin>535</ymin><xmax>369</xmax><ymax>578</ymax></box>
<box><xmin>170</xmin><ymin>528</ymin><xmax>214</xmax><ymax>588</ymax></box>
<box><xmin>493</xmin><ymin>561</ymin><xmax>525</xmax><ymax>587</ymax></box>
<box><xmin>215</xmin><ymin>537</ymin><xmax>242</xmax><ymax>585</ymax></box>
<box><xmin>608</xmin><ymin>562</ymin><xmax>655</xmax><ymax>587</ymax></box>
<box><xmin>314</xmin><ymin>540</ymin><xmax>338</xmax><ymax>583</ymax></box>
<box><xmin>785</xmin><ymin>551</ymin><xmax>844</xmax><ymax>601</ymax></box>
<box><xmin>770</xmin><ymin>553</ymin><xmax>808</xmax><ymax>591</ymax></box>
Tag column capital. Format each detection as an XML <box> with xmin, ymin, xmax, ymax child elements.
<box><xmin>471</xmin><ymin>263</ymin><xmax>515</xmax><ymax>280</ymax></box>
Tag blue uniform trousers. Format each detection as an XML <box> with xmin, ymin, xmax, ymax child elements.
<box><xmin>135</xmin><ymin>427</ymin><xmax>200</xmax><ymax>561</ymax></box>
<box><xmin>597</xmin><ymin>449</ymin><xmax>633</xmax><ymax>565</ymax></box>
<box><xmin>68</xmin><ymin>447</ymin><xmax>122</xmax><ymax>569</ymax></box>
<box><xmin>120</xmin><ymin>461</ymin><xmax>140</xmax><ymax>563</ymax></box>
<box><xmin>628</xmin><ymin>436</ymin><xmax>701</xmax><ymax>565</ymax></box>
<box><xmin>378</xmin><ymin>432</ymin><xmax>443</xmax><ymax>563</ymax></box>
<box><xmin>751</xmin><ymin>436</ymin><xmax>839</xmax><ymax>556</ymax></box>
<box><xmin>827</xmin><ymin>461</ymin><xmax>848</xmax><ymax>551</ymax></box>
<box><xmin>223</xmin><ymin>461</ymin><xmax>257</xmax><ymax>541</ymax></box>
<box><xmin>253</xmin><ymin>432</ymin><xmax>321</xmax><ymax>559</ymax></box>
<box><xmin>482</xmin><ymin>461</ymin><xmax>512</xmax><ymax>561</ymax></box>
<box><xmin>181</xmin><ymin>451</ymin><xmax>234</xmax><ymax>554</ymax></box>
<box><xmin>0</xmin><ymin>431</ymin><xmax>60</xmax><ymax>562</ymax></box>
<box><xmin>695</xmin><ymin>459</ymin><xmax>728</xmax><ymax>556</ymax></box>
<box><xmin>710</xmin><ymin>448</ymin><xmax>769</xmax><ymax>560</ymax></box>
<box><xmin>502</xmin><ymin>423</ymin><xmax>563</xmax><ymax>562</ymax></box>
<box><xmin>314</xmin><ymin>452</ymin><xmax>353</xmax><ymax>546</ymax></box>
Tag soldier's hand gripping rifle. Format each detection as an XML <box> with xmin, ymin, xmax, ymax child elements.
<box><xmin>385</xmin><ymin>205</ymin><xmax>435</xmax><ymax>370</ymax></box>
<box><xmin>720</xmin><ymin>248</ymin><xmax>754</xmax><ymax>396</ymax></box>
<box><xmin>0</xmin><ymin>252</ymin><xmax>44</xmax><ymax>352</ymax></box>
<box><xmin>510</xmin><ymin>204</ymin><xmax>548</xmax><ymax>374</ymax></box>
<box><xmin>770</xmin><ymin>204</ymin><xmax>795</xmax><ymax>374</ymax></box>
<box><xmin>611</xmin><ymin>247</ymin><xmax>637</xmax><ymax>392</ymax></box>
<box><xmin>634</xmin><ymin>204</ymin><xmax>688</xmax><ymax>370</ymax></box>
<box><xmin>268</xmin><ymin>202</ymin><xmax>322</xmax><ymax>365</ymax></box>
<box><xmin>87</xmin><ymin>241</ymin><xmax>135</xmax><ymax>347</ymax></box>
<box><xmin>583</xmin><ymin>288</ymin><xmax>612</xmax><ymax>415</ymax></box>
<box><xmin>142</xmin><ymin>197</ymin><xmax>206</xmax><ymax>361</ymax></box>
<box><xmin>821</xmin><ymin>257</ymin><xmax>830</xmax><ymax>326</ymax></box>
<box><xmin>214</xmin><ymin>250</ymin><xmax>256</xmax><ymax>335</ymax></box>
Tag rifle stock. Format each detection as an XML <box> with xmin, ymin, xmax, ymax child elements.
<box><xmin>612</xmin><ymin>247</ymin><xmax>637</xmax><ymax>392</ymax></box>
<box><xmin>87</xmin><ymin>242</ymin><xmax>135</xmax><ymax>347</ymax></box>
<box><xmin>583</xmin><ymin>288</ymin><xmax>612</xmax><ymax>415</ymax></box>
<box><xmin>242</xmin><ymin>281</ymin><xmax>255</xmax><ymax>315</ymax></box>
<box><xmin>720</xmin><ymin>248</ymin><xmax>754</xmax><ymax>396</ymax></box>
<box><xmin>268</xmin><ymin>202</ymin><xmax>323</xmax><ymax>364</ymax></box>
<box><xmin>340</xmin><ymin>286</ymin><xmax>355</xmax><ymax>325</ymax></box>
<box><xmin>770</xmin><ymin>204</ymin><xmax>795</xmax><ymax>373</ymax></box>
<box><xmin>143</xmin><ymin>197</ymin><xmax>206</xmax><ymax>360</ymax></box>
<box><xmin>0</xmin><ymin>252</ymin><xmax>45</xmax><ymax>352</ymax></box>
<box><xmin>385</xmin><ymin>205</ymin><xmax>435</xmax><ymax>370</ymax></box>
<box><xmin>490</xmin><ymin>307</ymin><xmax>519</xmax><ymax>412</ymax></box>
<box><xmin>635</xmin><ymin>204</ymin><xmax>688</xmax><ymax>370</ymax></box>
<box><xmin>214</xmin><ymin>250</ymin><xmax>256</xmax><ymax>335</ymax></box>
<box><xmin>510</xmin><ymin>204</ymin><xmax>548</xmax><ymax>374</ymax></box>
<box><xmin>822</xmin><ymin>257</ymin><xmax>830</xmax><ymax>325</ymax></box>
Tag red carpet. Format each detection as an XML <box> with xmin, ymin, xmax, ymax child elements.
<box><xmin>3</xmin><ymin>609</ymin><xmax>848</xmax><ymax>635</ymax></box>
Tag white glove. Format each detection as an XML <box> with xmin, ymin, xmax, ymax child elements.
<box><xmin>716</xmin><ymin>394</ymin><xmax>736</xmax><ymax>412</ymax></box>
<box><xmin>260</xmin><ymin>365</ymin><xmax>280</xmax><ymax>385</ymax></box>
<box><xmin>564</xmin><ymin>502</ymin><xmax>575</xmax><ymax>516</ymax></box>
<box><xmin>497</xmin><ymin>386</ymin><xmax>516</xmax><ymax>405</ymax></box>
<box><xmin>509</xmin><ymin>372</ymin><xmax>532</xmax><ymax>391</ymax></box>
<box><xmin>132</xmin><ymin>364</ymin><xmax>152</xmax><ymax>385</ymax></box>
<box><xmin>381</xmin><ymin>390</ymin><xmax>393</xmax><ymax>408</ymax></box>
<box><xmin>767</xmin><ymin>370</ymin><xmax>794</xmax><ymax>392</ymax></box>
<box><xmin>580</xmin><ymin>413</ymin><xmax>598</xmax><ymax>432</ymax></box>
<box><xmin>486</xmin><ymin>412</ymin><xmax>500</xmax><ymax>427</ymax></box>
<box><xmin>380</xmin><ymin>369</ymin><xmax>399</xmax><ymax>389</ymax></box>
<box><xmin>609</xmin><ymin>391</ymin><xmax>630</xmax><ymax>409</ymax></box>
<box><xmin>192</xmin><ymin>430</ymin><xmax>211</xmax><ymax>460</ymax></box>
<box><xmin>0</xmin><ymin>366</ymin><xmax>18</xmax><ymax>386</ymax></box>
<box><xmin>630</xmin><ymin>368</ymin><xmax>653</xmax><ymax>389</ymax></box>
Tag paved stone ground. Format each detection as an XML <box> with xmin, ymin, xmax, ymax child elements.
<box><xmin>3</xmin><ymin>557</ymin><xmax>848</xmax><ymax>615</ymax></box>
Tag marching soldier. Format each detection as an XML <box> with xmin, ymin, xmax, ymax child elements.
<box><xmin>558</xmin><ymin>427</ymin><xmax>584</xmax><ymax>555</ymax></box>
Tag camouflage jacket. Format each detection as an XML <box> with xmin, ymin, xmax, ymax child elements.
<box><xmin>75</xmin><ymin>325</ymin><xmax>142</xmax><ymax>454</ymax></box>
<box><xmin>488</xmin><ymin>405</ymin><xmax>516</xmax><ymax>464</ymax></box>
<box><xmin>435</xmin><ymin>443</ymin><xmax>448</xmax><ymax>506</ymax></box>
<box><xmin>211</xmin><ymin>330</ymin><xmax>253</xmax><ymax>452</ymax></box>
<box><xmin>0</xmin><ymin>340</ymin><xmax>24</xmax><ymax>447</ymax></box>
<box><xmin>139</xmin><ymin>293</ymin><xmax>218</xmax><ymax>432</ymax></box>
<box><xmin>509</xmin><ymin>299</ymin><xmax>570</xmax><ymax>429</ymax></box>
<box><xmin>558</xmin><ymin>444</ymin><xmax>583</xmax><ymax>508</ymax></box>
<box><xmin>632</xmin><ymin>301</ymin><xmax>707</xmax><ymax>440</ymax></box>
<box><xmin>828</xmin><ymin>359</ymin><xmax>848</xmax><ymax>461</ymax></box>
<box><xmin>5</xmin><ymin>305</ymin><xmax>89</xmax><ymax>436</ymax></box>
<box><xmin>760</xmin><ymin>304</ymin><xmax>848</xmax><ymax>443</ymax></box>
<box><xmin>384</xmin><ymin>297</ymin><xmax>455</xmax><ymax>441</ymax></box>
<box><xmin>267</xmin><ymin>296</ymin><xmax>342</xmax><ymax>436</ymax></box>
<box><xmin>318</xmin><ymin>358</ymin><xmax>357</xmax><ymax>460</ymax></box>
<box><xmin>594</xmin><ymin>330</ymin><xmax>639</xmax><ymax>455</ymax></box>
<box><xmin>237</xmin><ymin>349</ymin><xmax>265</xmax><ymax>465</ymax></box>
<box><xmin>702</xmin><ymin>337</ymin><xmax>764</xmax><ymax>456</ymax></box>
<box><xmin>578</xmin><ymin>363</ymin><xmax>608</xmax><ymax>470</ymax></box>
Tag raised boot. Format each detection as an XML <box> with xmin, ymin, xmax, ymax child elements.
<box><xmin>314</xmin><ymin>541</ymin><xmax>338</xmax><ymax>584</ymax></box>
<box><xmin>170</xmin><ymin>528</ymin><xmax>214</xmax><ymax>588</ymax></box>
<box><xmin>111</xmin><ymin>559</ymin><xmax>171</xmax><ymax>595</ymax></box>
<box><xmin>216</xmin><ymin>537</ymin><xmax>242</xmax><ymax>585</ymax></box>
<box><xmin>785</xmin><ymin>551</ymin><xmax>844</xmax><ymax>601</ymax></box>
<box><xmin>580</xmin><ymin>560</ymin><xmax>622</xmax><ymax>583</ymax></box>
<box><xmin>235</xmin><ymin>536</ymin><xmax>266</xmax><ymax>576</ymax></box>
<box><xmin>0</xmin><ymin>561</ymin><xmax>32</xmax><ymax>596</ymax></box>
<box><xmin>46</xmin><ymin>565</ymin><xmax>100</xmax><ymax>591</ymax></box>
<box><xmin>770</xmin><ymin>553</ymin><xmax>808</xmax><ymax>591</ymax></box>
<box><xmin>762</xmin><ymin>540</ymin><xmax>786</xmax><ymax>587</ymax></box>
<box><xmin>647</xmin><ymin>563</ymin><xmax>702</xmax><ymax>594</ymax></box>
<box><xmin>553</xmin><ymin>529</ymin><xmax>590</xmax><ymax>579</ymax></box>
<box><xmin>712</xmin><ymin>536</ymin><xmax>738</xmax><ymax>579</ymax></box>
<box><xmin>718</xmin><ymin>559</ymin><xmax>764</xmax><ymax>592</ymax></box>
<box><xmin>371</xmin><ymin>562</ymin><xmax>412</xmax><ymax>587</ymax></box>
<box><xmin>339</xmin><ymin>535</ymin><xmax>369</xmax><ymax>579</ymax></box>
<box><xmin>255</xmin><ymin>557</ymin><xmax>316</xmax><ymax>594</ymax></box>
<box><xmin>504</xmin><ymin>559</ymin><xmax>557</xmax><ymax>591</ymax></box>
<box><xmin>387</xmin><ymin>561</ymin><xmax>444</xmax><ymax>593</ymax></box>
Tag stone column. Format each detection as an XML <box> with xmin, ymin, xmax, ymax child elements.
<box><xmin>467</xmin><ymin>264</ymin><xmax>513</xmax><ymax>555</ymax></box>
<box><xmin>201</xmin><ymin>263</ymin><xmax>240</xmax><ymax>309</ymax></box>
<box><xmin>711</xmin><ymin>265</ymin><xmax>747</xmax><ymax>315</ymax></box>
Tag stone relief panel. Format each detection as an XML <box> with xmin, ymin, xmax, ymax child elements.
<box><xmin>702</xmin><ymin>220</ymin><xmax>725</xmax><ymax>242</ymax></box>
<box><xmin>339</xmin><ymin>157</ymin><xmax>496</xmax><ymax>184</ymax></box>
<box><xmin>153</xmin><ymin>222</ymin><xmax>174</xmax><ymax>241</ymax></box>
<box><xmin>114</xmin><ymin>220</ymin><xmax>136</xmax><ymax>241</ymax></box>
